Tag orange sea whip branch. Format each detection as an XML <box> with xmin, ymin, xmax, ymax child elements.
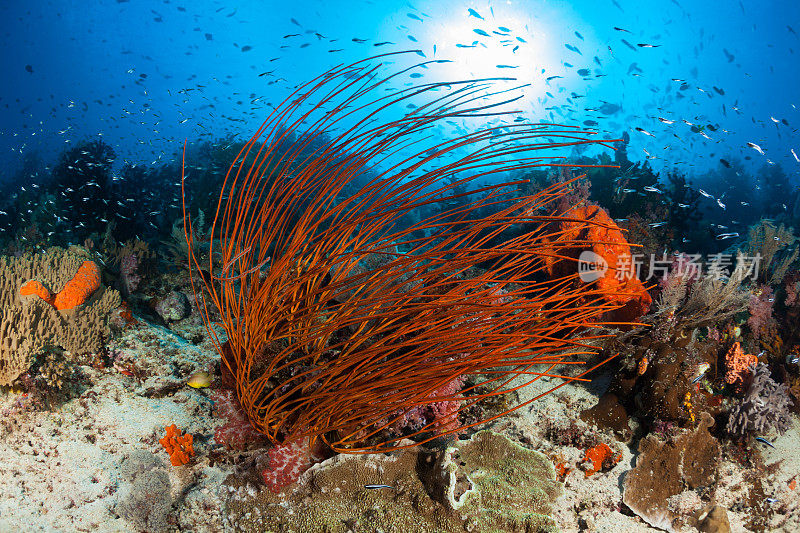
<box><xmin>184</xmin><ymin>53</ymin><xmax>630</xmax><ymax>453</ymax></box>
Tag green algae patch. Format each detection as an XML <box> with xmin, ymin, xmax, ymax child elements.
<box><xmin>222</xmin><ymin>430</ymin><xmax>563</xmax><ymax>533</ymax></box>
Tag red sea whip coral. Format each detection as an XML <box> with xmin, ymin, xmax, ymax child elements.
<box><xmin>185</xmin><ymin>53</ymin><xmax>637</xmax><ymax>476</ymax></box>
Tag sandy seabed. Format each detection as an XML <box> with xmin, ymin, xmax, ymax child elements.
<box><xmin>0</xmin><ymin>314</ymin><xmax>797</xmax><ymax>533</ymax></box>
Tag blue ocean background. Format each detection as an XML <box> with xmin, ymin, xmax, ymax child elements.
<box><xmin>1</xmin><ymin>0</ymin><xmax>799</xmax><ymax>246</ymax></box>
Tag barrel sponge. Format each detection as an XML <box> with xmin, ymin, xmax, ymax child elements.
<box><xmin>0</xmin><ymin>247</ymin><xmax>121</xmax><ymax>387</ymax></box>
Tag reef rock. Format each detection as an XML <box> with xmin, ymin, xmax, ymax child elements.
<box><xmin>153</xmin><ymin>290</ymin><xmax>191</xmax><ymax>322</ymax></box>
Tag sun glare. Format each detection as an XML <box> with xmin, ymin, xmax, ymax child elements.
<box><xmin>430</xmin><ymin>6</ymin><xmax>554</xmax><ymax>89</ymax></box>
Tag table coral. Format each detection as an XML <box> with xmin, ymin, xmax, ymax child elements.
<box><xmin>159</xmin><ymin>424</ymin><xmax>195</xmax><ymax>466</ymax></box>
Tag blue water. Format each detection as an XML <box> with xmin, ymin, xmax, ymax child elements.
<box><xmin>0</xmin><ymin>0</ymin><xmax>798</xmax><ymax>242</ymax></box>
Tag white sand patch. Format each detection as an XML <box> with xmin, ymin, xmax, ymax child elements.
<box><xmin>0</xmin><ymin>318</ymin><xmax>231</xmax><ymax>532</ymax></box>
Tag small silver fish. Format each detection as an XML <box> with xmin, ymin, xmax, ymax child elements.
<box><xmin>715</xmin><ymin>232</ymin><xmax>739</xmax><ymax>240</ymax></box>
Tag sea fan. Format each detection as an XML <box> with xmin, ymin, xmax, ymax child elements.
<box><xmin>184</xmin><ymin>52</ymin><xmax>635</xmax><ymax>453</ymax></box>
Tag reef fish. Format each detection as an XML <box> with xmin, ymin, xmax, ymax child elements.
<box><xmin>187</xmin><ymin>371</ymin><xmax>212</xmax><ymax>388</ymax></box>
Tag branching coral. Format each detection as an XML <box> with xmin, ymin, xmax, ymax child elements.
<box><xmin>185</xmin><ymin>53</ymin><xmax>632</xmax><ymax>454</ymax></box>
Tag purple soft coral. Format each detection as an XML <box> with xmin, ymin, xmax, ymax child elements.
<box><xmin>747</xmin><ymin>285</ymin><xmax>775</xmax><ymax>341</ymax></box>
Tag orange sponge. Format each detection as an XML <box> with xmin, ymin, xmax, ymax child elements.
<box><xmin>159</xmin><ymin>424</ymin><xmax>194</xmax><ymax>466</ymax></box>
<box><xmin>583</xmin><ymin>442</ymin><xmax>621</xmax><ymax>477</ymax></box>
<box><xmin>20</xmin><ymin>260</ymin><xmax>101</xmax><ymax>311</ymax></box>
<box><xmin>53</xmin><ymin>261</ymin><xmax>101</xmax><ymax>310</ymax></box>
<box><xmin>20</xmin><ymin>280</ymin><xmax>55</xmax><ymax>306</ymax></box>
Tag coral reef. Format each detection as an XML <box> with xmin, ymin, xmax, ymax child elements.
<box><xmin>190</xmin><ymin>56</ymin><xmax>635</xmax><ymax>456</ymax></box>
<box><xmin>0</xmin><ymin>246</ymin><xmax>121</xmax><ymax>386</ymax></box>
<box><xmin>224</xmin><ymin>430</ymin><xmax>563</xmax><ymax>532</ymax></box>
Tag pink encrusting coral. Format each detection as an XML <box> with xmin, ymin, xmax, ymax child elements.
<box><xmin>260</xmin><ymin>438</ymin><xmax>325</xmax><ymax>493</ymax></box>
